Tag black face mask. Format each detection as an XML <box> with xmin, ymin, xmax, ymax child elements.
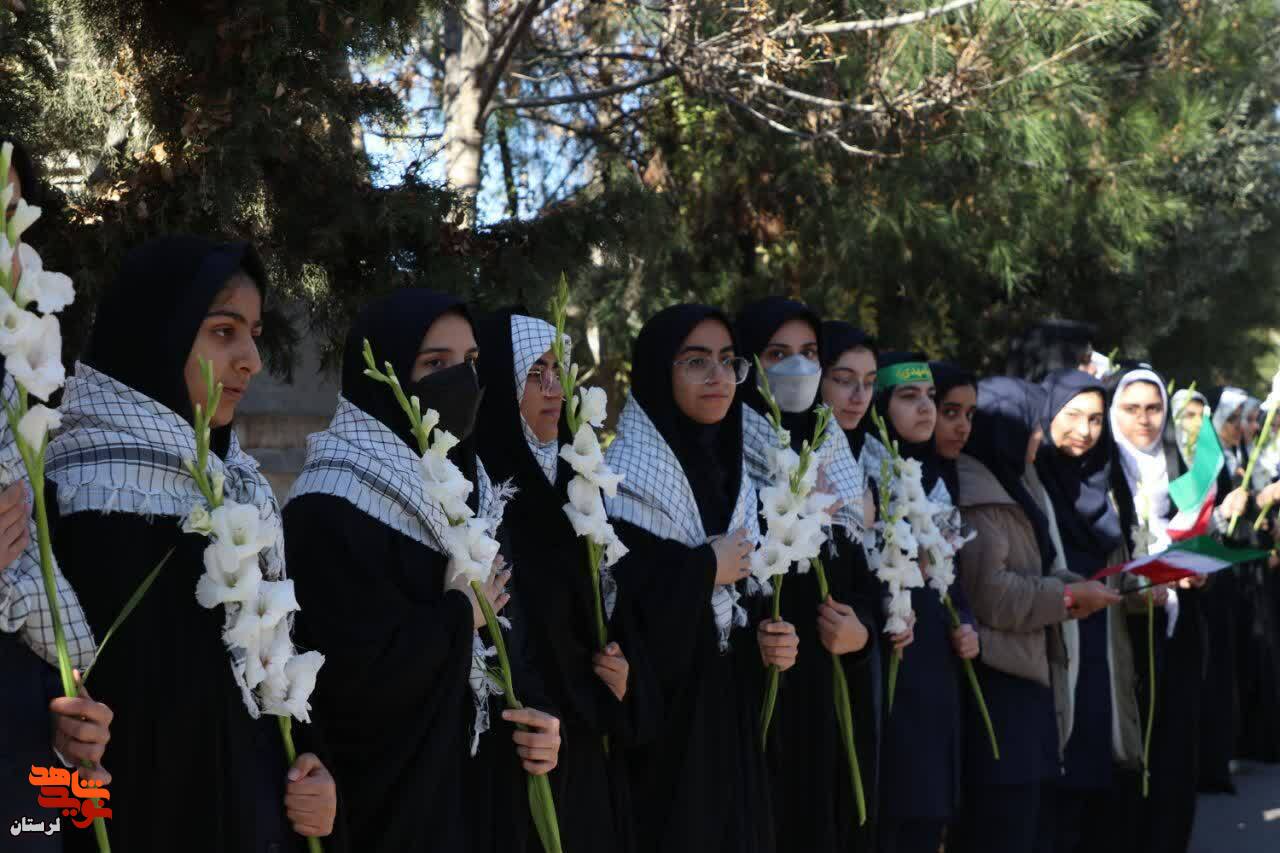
<box><xmin>408</xmin><ymin>362</ymin><xmax>484</xmax><ymax>441</ymax></box>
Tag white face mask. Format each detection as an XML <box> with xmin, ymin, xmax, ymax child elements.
<box><xmin>765</xmin><ymin>354</ymin><xmax>822</xmax><ymax>413</ymax></box>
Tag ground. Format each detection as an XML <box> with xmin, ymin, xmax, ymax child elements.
<box><xmin>1191</xmin><ymin>762</ymin><xmax>1280</xmax><ymax>852</ymax></box>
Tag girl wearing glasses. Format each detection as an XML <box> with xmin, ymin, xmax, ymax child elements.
<box><xmin>604</xmin><ymin>304</ymin><xmax>798</xmax><ymax>853</ymax></box>
<box><xmin>736</xmin><ymin>298</ymin><xmax>880</xmax><ymax>853</ymax></box>
<box><xmin>473</xmin><ymin>309</ymin><xmax>655</xmax><ymax>853</ymax></box>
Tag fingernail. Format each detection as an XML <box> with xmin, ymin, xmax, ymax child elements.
<box><xmin>288</xmin><ymin>769</ymin><xmax>302</xmax><ymax>782</ymax></box>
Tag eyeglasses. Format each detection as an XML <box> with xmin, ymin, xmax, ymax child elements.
<box><xmin>673</xmin><ymin>356</ymin><xmax>751</xmax><ymax>385</ymax></box>
<box><xmin>526</xmin><ymin>367</ymin><xmax>563</xmax><ymax>393</ymax></box>
<box><xmin>825</xmin><ymin>372</ymin><xmax>876</xmax><ymax>397</ymax></box>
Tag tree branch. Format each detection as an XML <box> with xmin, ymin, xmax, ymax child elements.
<box><xmin>494</xmin><ymin>67</ymin><xmax>678</xmax><ymax>109</ymax></box>
<box><xmin>476</xmin><ymin>0</ymin><xmax>546</xmax><ymax>125</ymax></box>
<box><xmin>786</xmin><ymin>0</ymin><xmax>982</xmax><ymax>36</ymax></box>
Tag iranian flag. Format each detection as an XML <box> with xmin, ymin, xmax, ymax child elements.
<box><xmin>1166</xmin><ymin>414</ymin><xmax>1224</xmax><ymax>541</ymax></box>
<box><xmin>1094</xmin><ymin>535</ymin><xmax>1268</xmax><ymax>585</ymax></box>
<box><xmin>1094</xmin><ymin>415</ymin><xmax>1267</xmax><ymax>583</ymax></box>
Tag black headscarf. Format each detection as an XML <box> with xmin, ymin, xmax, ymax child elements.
<box><xmin>1034</xmin><ymin>368</ymin><xmax>1122</xmax><ymax>568</ymax></box>
<box><xmin>737</xmin><ymin>296</ymin><xmax>822</xmax><ymax>452</ymax></box>
<box><xmin>632</xmin><ymin>304</ymin><xmax>744</xmax><ymax>536</ymax></box>
<box><xmin>820</xmin><ymin>320</ymin><xmax>878</xmax><ymax>457</ymax></box>
<box><xmin>473</xmin><ymin>306</ymin><xmax>573</xmax><ymax>537</ymax></box>
<box><xmin>341</xmin><ymin>289</ymin><xmax>480</xmax><ymax>486</ymax></box>
<box><xmin>966</xmin><ymin>377</ymin><xmax>1057</xmax><ymax>570</ymax></box>
<box><xmin>930</xmin><ymin>361</ymin><xmax>977</xmax><ymax>501</ymax></box>
<box><xmin>873</xmin><ymin>350</ymin><xmax>944</xmax><ymax>495</ymax></box>
<box><xmin>84</xmin><ymin>236</ymin><xmax>267</xmax><ymax>450</ymax></box>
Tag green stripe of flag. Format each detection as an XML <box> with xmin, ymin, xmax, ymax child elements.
<box><xmin>1166</xmin><ymin>534</ymin><xmax>1269</xmax><ymax>566</ymax></box>
<box><xmin>1169</xmin><ymin>415</ymin><xmax>1223</xmax><ymax>513</ymax></box>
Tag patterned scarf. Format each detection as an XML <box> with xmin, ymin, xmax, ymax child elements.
<box><xmin>0</xmin><ymin>372</ymin><xmax>97</xmax><ymax>669</ymax></box>
<box><xmin>510</xmin><ymin>314</ymin><xmax>565</xmax><ymax>485</ymax></box>
<box><xmin>741</xmin><ymin>404</ymin><xmax>866</xmax><ymax>535</ymax></box>
<box><xmin>290</xmin><ymin>397</ymin><xmax>505</xmax><ymax>753</ymax></box>
<box><xmin>605</xmin><ymin>396</ymin><xmax>760</xmax><ymax>651</ymax></box>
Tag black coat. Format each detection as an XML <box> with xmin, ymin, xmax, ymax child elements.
<box><xmin>612</xmin><ymin>524</ymin><xmax>775</xmax><ymax>853</ymax></box>
<box><xmin>0</xmin><ymin>634</ymin><xmax>62</xmax><ymax>852</ymax></box>
<box><xmin>285</xmin><ymin>493</ymin><xmax>474</xmax><ymax>853</ymax></box>
<box><xmin>52</xmin><ymin>503</ymin><xmax>320</xmax><ymax>853</ymax></box>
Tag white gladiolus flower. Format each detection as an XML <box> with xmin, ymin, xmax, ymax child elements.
<box><xmin>16</xmin><ymin>404</ymin><xmax>60</xmax><ymax>450</ymax></box>
<box><xmin>561</xmin><ymin>424</ymin><xmax>605</xmax><ymax>477</ymax></box>
<box><xmin>767</xmin><ymin>446</ymin><xmax>801</xmax><ymax>479</ymax></box>
<box><xmin>0</xmin><ymin>184</ymin><xmax>11</xmax><ymax>216</ymax></box>
<box><xmin>777</xmin><ymin>514</ymin><xmax>826</xmax><ymax>564</ymax></box>
<box><xmin>420</xmin><ymin>450</ymin><xmax>474</xmax><ymax>520</ymax></box>
<box><xmin>183</xmin><ymin>503</ymin><xmax>214</xmax><ymax>536</ymax></box>
<box><xmin>759</xmin><ymin>485</ymin><xmax>803</xmax><ymax>531</ymax></box>
<box><xmin>603</xmin><ymin>532</ymin><xmax>629</xmax><ymax>566</ymax></box>
<box><xmin>0</xmin><ymin>291</ymin><xmax>38</xmax><ymax>358</ymax></box>
<box><xmin>445</xmin><ymin>518</ymin><xmax>501</xmax><ymax>585</ymax></box>
<box><xmin>420</xmin><ymin>407</ymin><xmax>441</xmax><ymax>436</ymax></box>
<box><xmin>16</xmin><ymin>244</ymin><xmax>75</xmax><ymax>314</ymax></box>
<box><xmin>225</xmin><ymin>580</ymin><xmax>300</xmax><ymax>649</ymax></box>
<box><xmin>428</xmin><ymin>428</ymin><xmax>460</xmax><ymax>459</ymax></box>
<box><xmin>7</xmin><ymin>198</ymin><xmax>40</xmax><ymax>242</ymax></box>
<box><xmin>1264</xmin><ymin>369</ymin><xmax>1280</xmax><ymax>412</ymax></box>
<box><xmin>750</xmin><ymin>538</ymin><xmax>795</xmax><ymax>583</ymax></box>
<box><xmin>261</xmin><ymin>650</ymin><xmax>326</xmax><ymax>723</ymax></box>
<box><xmin>7</xmin><ymin>313</ymin><xmax>66</xmax><ymax>401</ymax></box>
<box><xmin>567</xmin><ymin>475</ymin><xmax>605</xmax><ymax>517</ymax></box>
<box><xmin>211</xmin><ymin>501</ymin><xmax>279</xmax><ymax>560</ymax></box>
<box><xmin>578</xmin><ymin>386</ymin><xmax>608</xmax><ymax>429</ymax></box>
<box><xmin>244</xmin><ymin>618</ymin><xmax>294</xmax><ymax>692</ymax></box>
<box><xmin>584</xmin><ymin>461</ymin><xmax>623</xmax><ymax>498</ymax></box>
<box><xmin>0</xmin><ymin>234</ymin><xmax>11</xmax><ymax>276</ymax></box>
<box><xmin>196</xmin><ymin>544</ymin><xmax>263</xmax><ymax>607</ymax></box>
<box><xmin>803</xmin><ymin>490</ymin><xmax>838</xmax><ymax>523</ymax></box>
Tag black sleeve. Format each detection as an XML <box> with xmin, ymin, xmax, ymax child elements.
<box><xmin>611</xmin><ymin>520</ymin><xmax>719</xmax><ymax>694</ymax></box>
<box><xmin>284</xmin><ymin>494</ymin><xmax>475</xmax><ymax>723</ymax></box>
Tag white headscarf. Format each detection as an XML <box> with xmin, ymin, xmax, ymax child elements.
<box><xmin>1171</xmin><ymin>388</ymin><xmax>1209</xmax><ymax>467</ymax></box>
<box><xmin>509</xmin><ymin>314</ymin><xmax>566</xmax><ymax>484</ymax></box>
<box><xmin>1110</xmin><ymin>368</ymin><xmax>1171</xmax><ymax>551</ymax></box>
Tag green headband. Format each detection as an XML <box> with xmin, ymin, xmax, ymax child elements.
<box><xmin>876</xmin><ymin>361</ymin><xmax>933</xmax><ymax>391</ymax></box>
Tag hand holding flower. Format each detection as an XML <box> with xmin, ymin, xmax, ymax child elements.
<box><xmin>950</xmin><ymin>623</ymin><xmax>980</xmax><ymax>660</ymax></box>
<box><xmin>49</xmin><ymin>671</ymin><xmax>112</xmax><ymax>784</ymax></box>
<box><xmin>817</xmin><ymin>596</ymin><xmax>868</xmax><ymax>655</ymax></box>
<box><xmin>757</xmin><ymin>619</ymin><xmax>799</xmax><ymax>671</ymax></box>
<box><xmin>592</xmin><ymin>641</ymin><xmax>629</xmax><ymax>701</ymax></box>
<box><xmin>506</xmin><ymin>708</ymin><xmax>562</xmax><ymax>776</ymax></box>
<box><xmin>890</xmin><ymin>610</ymin><xmax>916</xmax><ymax>653</ymax></box>
<box><xmin>455</xmin><ymin>564</ymin><xmax>511</xmax><ymax>630</ymax></box>
<box><xmin>0</xmin><ymin>480</ymin><xmax>29</xmax><ymax>569</ymax></box>
<box><xmin>285</xmin><ymin>752</ymin><xmax>337</xmax><ymax>838</ymax></box>
<box><xmin>712</xmin><ymin>527</ymin><xmax>753</xmax><ymax>585</ymax></box>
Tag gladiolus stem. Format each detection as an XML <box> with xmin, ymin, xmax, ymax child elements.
<box><xmin>472</xmin><ymin>580</ymin><xmax>564</xmax><ymax>853</ymax></box>
<box><xmin>1142</xmin><ymin>592</ymin><xmax>1155</xmax><ymax>799</ymax></box>
<box><xmin>7</xmin><ymin>391</ymin><xmax>111</xmax><ymax>851</ymax></box>
<box><xmin>1230</xmin><ymin>405</ymin><xmax>1278</xmax><ymax>536</ymax></box>
<box><xmin>943</xmin><ymin>594</ymin><xmax>999</xmax><ymax>760</ymax></box>
<box><xmin>887</xmin><ymin>653</ymin><xmax>899</xmax><ymax>713</ymax></box>
<box><xmin>1255</xmin><ymin>502</ymin><xmax>1273</xmax><ymax>532</ymax></box>
<box><xmin>759</xmin><ymin>574</ymin><xmax>784</xmax><ymax>752</ymax></box>
<box><xmin>278</xmin><ymin>717</ymin><xmax>324</xmax><ymax>853</ymax></box>
<box><xmin>814</xmin><ymin>557</ymin><xmax>867</xmax><ymax>825</ymax></box>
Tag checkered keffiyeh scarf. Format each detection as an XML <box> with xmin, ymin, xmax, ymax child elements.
<box><xmin>605</xmin><ymin>396</ymin><xmax>759</xmax><ymax>651</ymax></box>
<box><xmin>510</xmin><ymin>314</ymin><xmax>566</xmax><ymax>485</ymax></box>
<box><xmin>741</xmin><ymin>404</ymin><xmax>866</xmax><ymax>536</ymax></box>
<box><xmin>290</xmin><ymin>397</ymin><xmax>455</xmax><ymax>554</ymax></box>
<box><xmin>0</xmin><ymin>373</ymin><xmax>97</xmax><ymax>669</ymax></box>
<box><xmin>46</xmin><ymin>364</ymin><xmax>282</xmax><ymax>571</ymax></box>
<box><xmin>290</xmin><ymin>397</ymin><xmax>507</xmax><ymax>753</ymax></box>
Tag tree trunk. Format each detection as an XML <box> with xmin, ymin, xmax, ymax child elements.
<box><xmin>442</xmin><ymin>0</ymin><xmax>489</xmax><ymax>228</ymax></box>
